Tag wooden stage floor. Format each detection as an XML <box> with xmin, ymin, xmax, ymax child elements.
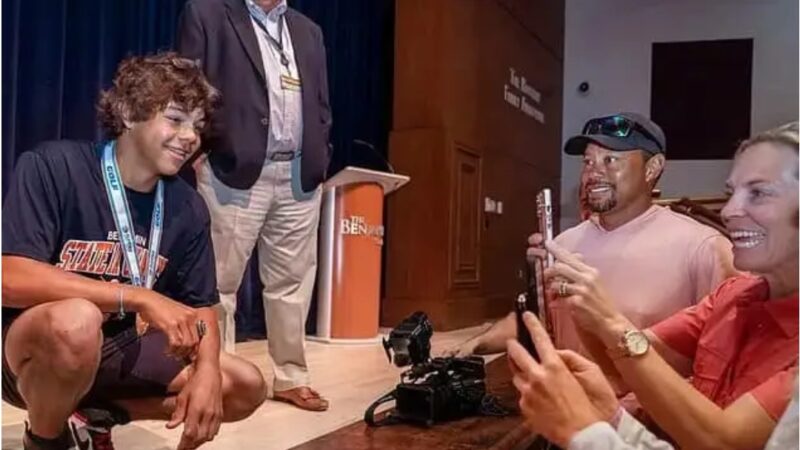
<box><xmin>2</xmin><ymin>324</ymin><xmax>494</xmax><ymax>450</ymax></box>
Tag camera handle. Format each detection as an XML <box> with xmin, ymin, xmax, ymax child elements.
<box><xmin>364</xmin><ymin>390</ymin><xmax>402</xmax><ymax>427</ymax></box>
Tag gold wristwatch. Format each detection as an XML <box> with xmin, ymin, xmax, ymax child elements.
<box><xmin>606</xmin><ymin>329</ymin><xmax>650</xmax><ymax>360</ymax></box>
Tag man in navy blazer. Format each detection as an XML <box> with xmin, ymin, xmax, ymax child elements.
<box><xmin>177</xmin><ymin>0</ymin><xmax>331</xmax><ymax>412</ymax></box>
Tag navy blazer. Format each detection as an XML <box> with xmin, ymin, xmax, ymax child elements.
<box><xmin>177</xmin><ymin>0</ymin><xmax>332</xmax><ymax>191</ymax></box>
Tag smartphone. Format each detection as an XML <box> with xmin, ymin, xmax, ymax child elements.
<box><xmin>515</xmin><ymin>293</ymin><xmax>539</xmax><ymax>361</ymax></box>
<box><xmin>536</xmin><ymin>188</ymin><xmax>554</xmax><ymax>268</ymax></box>
<box><xmin>516</xmin><ymin>258</ymin><xmax>543</xmax><ymax>361</ymax></box>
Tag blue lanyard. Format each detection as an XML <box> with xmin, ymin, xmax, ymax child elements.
<box><xmin>101</xmin><ymin>141</ymin><xmax>164</xmax><ymax>289</ymax></box>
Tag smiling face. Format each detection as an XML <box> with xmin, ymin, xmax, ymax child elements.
<box><xmin>721</xmin><ymin>142</ymin><xmax>798</xmax><ymax>275</ymax></box>
<box><xmin>126</xmin><ymin>102</ymin><xmax>205</xmax><ymax>176</ymax></box>
<box><xmin>581</xmin><ymin>143</ymin><xmax>652</xmax><ymax>214</ymax></box>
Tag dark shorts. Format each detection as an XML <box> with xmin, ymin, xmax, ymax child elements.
<box><xmin>2</xmin><ymin>319</ymin><xmax>187</xmax><ymax>409</ymax></box>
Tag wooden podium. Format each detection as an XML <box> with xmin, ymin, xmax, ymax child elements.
<box><xmin>312</xmin><ymin>167</ymin><xmax>409</xmax><ymax>343</ymax></box>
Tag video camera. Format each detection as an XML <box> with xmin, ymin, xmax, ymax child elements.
<box><xmin>366</xmin><ymin>312</ymin><xmax>488</xmax><ymax>427</ymax></box>
<box><xmin>381</xmin><ymin>311</ymin><xmax>432</xmax><ymax>367</ymax></box>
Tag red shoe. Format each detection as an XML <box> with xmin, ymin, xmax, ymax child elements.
<box><xmin>68</xmin><ymin>411</ymin><xmax>115</xmax><ymax>450</ymax></box>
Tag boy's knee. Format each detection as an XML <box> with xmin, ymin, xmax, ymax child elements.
<box><xmin>41</xmin><ymin>299</ymin><xmax>103</xmax><ymax>374</ymax></box>
<box><xmin>224</xmin><ymin>359</ymin><xmax>267</xmax><ymax>420</ymax></box>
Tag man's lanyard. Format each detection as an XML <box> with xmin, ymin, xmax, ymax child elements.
<box><xmin>247</xmin><ymin>3</ymin><xmax>289</xmax><ymax>68</ymax></box>
<box><xmin>101</xmin><ymin>141</ymin><xmax>164</xmax><ymax>289</ymax></box>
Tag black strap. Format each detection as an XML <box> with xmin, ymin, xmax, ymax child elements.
<box><xmin>478</xmin><ymin>394</ymin><xmax>510</xmax><ymax>417</ymax></box>
<box><xmin>251</xmin><ymin>15</ymin><xmax>289</xmax><ymax>67</ymax></box>
<box><xmin>364</xmin><ymin>390</ymin><xmax>401</xmax><ymax>427</ymax></box>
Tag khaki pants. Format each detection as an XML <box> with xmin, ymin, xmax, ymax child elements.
<box><xmin>197</xmin><ymin>158</ymin><xmax>321</xmax><ymax>391</ymax></box>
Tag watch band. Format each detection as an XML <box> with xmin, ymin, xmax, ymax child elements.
<box><xmin>606</xmin><ymin>328</ymin><xmax>649</xmax><ymax>360</ymax></box>
<box><xmin>606</xmin><ymin>342</ymin><xmax>630</xmax><ymax>360</ymax></box>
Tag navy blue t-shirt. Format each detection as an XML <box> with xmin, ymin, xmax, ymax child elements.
<box><xmin>2</xmin><ymin>140</ymin><xmax>219</xmax><ymax>326</ymax></box>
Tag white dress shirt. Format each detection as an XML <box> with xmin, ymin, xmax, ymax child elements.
<box><xmin>245</xmin><ymin>0</ymin><xmax>303</xmax><ymax>161</ymax></box>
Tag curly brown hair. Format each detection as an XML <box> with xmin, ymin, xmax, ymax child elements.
<box><xmin>97</xmin><ymin>52</ymin><xmax>219</xmax><ymax>137</ymax></box>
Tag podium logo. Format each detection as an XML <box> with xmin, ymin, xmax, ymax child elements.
<box><xmin>341</xmin><ymin>215</ymin><xmax>384</xmax><ymax>245</ymax></box>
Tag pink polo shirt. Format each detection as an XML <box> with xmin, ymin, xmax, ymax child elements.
<box><xmin>650</xmin><ymin>275</ymin><xmax>798</xmax><ymax>420</ymax></box>
<box><xmin>550</xmin><ymin>205</ymin><xmax>735</xmax><ymax>352</ymax></box>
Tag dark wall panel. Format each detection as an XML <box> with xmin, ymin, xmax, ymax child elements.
<box><xmin>651</xmin><ymin>39</ymin><xmax>753</xmax><ymax>160</ymax></box>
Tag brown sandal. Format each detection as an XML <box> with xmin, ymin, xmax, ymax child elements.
<box><xmin>273</xmin><ymin>386</ymin><xmax>330</xmax><ymax>412</ymax></box>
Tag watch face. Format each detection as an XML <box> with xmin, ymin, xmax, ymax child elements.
<box><xmin>626</xmin><ymin>331</ymin><xmax>650</xmax><ymax>356</ymax></box>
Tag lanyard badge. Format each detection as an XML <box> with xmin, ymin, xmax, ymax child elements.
<box><xmin>101</xmin><ymin>141</ymin><xmax>164</xmax><ymax>295</ymax></box>
<box><xmin>247</xmin><ymin>2</ymin><xmax>290</xmax><ymax>68</ymax></box>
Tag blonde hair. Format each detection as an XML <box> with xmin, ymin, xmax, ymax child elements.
<box><xmin>736</xmin><ymin>122</ymin><xmax>799</xmax><ymax>180</ymax></box>
<box><xmin>736</xmin><ymin>122</ymin><xmax>799</xmax><ymax>156</ymax></box>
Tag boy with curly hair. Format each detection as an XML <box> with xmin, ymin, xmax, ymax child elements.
<box><xmin>2</xmin><ymin>52</ymin><xmax>267</xmax><ymax>450</ymax></box>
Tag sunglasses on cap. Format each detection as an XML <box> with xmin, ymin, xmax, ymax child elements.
<box><xmin>582</xmin><ymin>115</ymin><xmax>663</xmax><ymax>151</ymax></box>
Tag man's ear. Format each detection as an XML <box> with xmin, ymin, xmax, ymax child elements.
<box><xmin>645</xmin><ymin>154</ymin><xmax>665</xmax><ymax>184</ymax></box>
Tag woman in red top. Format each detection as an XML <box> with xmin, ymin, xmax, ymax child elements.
<box><xmin>526</xmin><ymin>122</ymin><xmax>798</xmax><ymax>450</ymax></box>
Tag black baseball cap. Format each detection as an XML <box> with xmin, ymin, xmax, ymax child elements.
<box><xmin>564</xmin><ymin>112</ymin><xmax>666</xmax><ymax>157</ymax></box>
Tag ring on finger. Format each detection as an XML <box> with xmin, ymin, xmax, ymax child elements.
<box><xmin>558</xmin><ymin>281</ymin><xmax>568</xmax><ymax>297</ymax></box>
<box><xmin>196</xmin><ymin>320</ymin><xmax>207</xmax><ymax>338</ymax></box>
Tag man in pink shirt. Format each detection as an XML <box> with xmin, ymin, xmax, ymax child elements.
<box><xmin>449</xmin><ymin>113</ymin><xmax>735</xmax><ymax>356</ymax></box>
<box><xmin>533</xmin><ymin>122</ymin><xmax>799</xmax><ymax>449</ymax></box>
